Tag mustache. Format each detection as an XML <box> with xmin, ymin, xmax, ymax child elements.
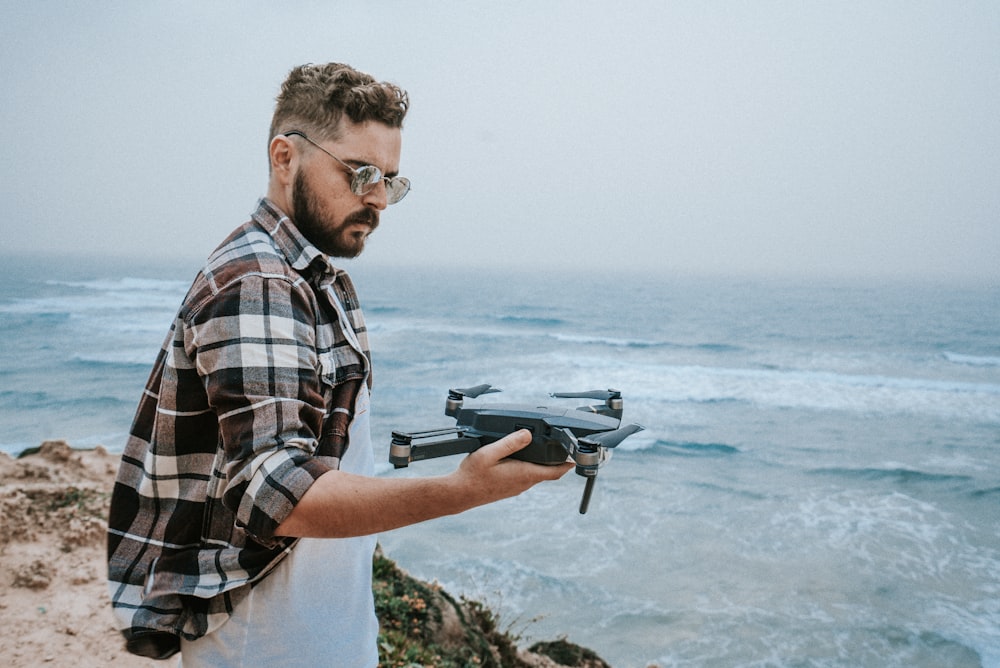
<box><xmin>344</xmin><ymin>207</ymin><xmax>379</xmax><ymax>230</ymax></box>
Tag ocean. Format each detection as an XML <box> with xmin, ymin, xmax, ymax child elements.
<box><xmin>1</xmin><ymin>253</ymin><xmax>998</xmax><ymax>667</ymax></box>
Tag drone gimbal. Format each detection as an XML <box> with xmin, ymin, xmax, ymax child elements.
<box><xmin>389</xmin><ymin>385</ymin><xmax>643</xmax><ymax>513</ymax></box>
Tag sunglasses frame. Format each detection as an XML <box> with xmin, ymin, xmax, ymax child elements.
<box><xmin>282</xmin><ymin>130</ymin><xmax>410</xmax><ymax>204</ymax></box>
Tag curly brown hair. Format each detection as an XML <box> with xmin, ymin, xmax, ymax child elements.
<box><xmin>268</xmin><ymin>63</ymin><xmax>409</xmax><ymax>147</ymax></box>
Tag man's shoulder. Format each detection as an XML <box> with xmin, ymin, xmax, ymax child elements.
<box><xmin>210</xmin><ymin>221</ymin><xmax>296</xmax><ymax>276</ymax></box>
<box><xmin>184</xmin><ymin>221</ymin><xmax>306</xmax><ymax>312</ymax></box>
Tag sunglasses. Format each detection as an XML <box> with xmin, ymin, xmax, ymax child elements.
<box><xmin>283</xmin><ymin>130</ymin><xmax>410</xmax><ymax>205</ymax></box>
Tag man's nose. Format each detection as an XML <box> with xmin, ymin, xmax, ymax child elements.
<box><xmin>363</xmin><ymin>179</ymin><xmax>388</xmax><ymax>210</ymax></box>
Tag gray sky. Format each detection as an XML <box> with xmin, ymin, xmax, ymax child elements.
<box><xmin>3</xmin><ymin>1</ymin><xmax>998</xmax><ymax>281</ymax></box>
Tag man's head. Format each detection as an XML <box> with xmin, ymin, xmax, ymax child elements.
<box><xmin>269</xmin><ymin>63</ymin><xmax>408</xmax><ymax>148</ymax></box>
<box><xmin>266</xmin><ymin>63</ymin><xmax>410</xmax><ymax>258</ymax></box>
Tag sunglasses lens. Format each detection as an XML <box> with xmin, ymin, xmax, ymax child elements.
<box><xmin>350</xmin><ymin>164</ymin><xmax>409</xmax><ymax>205</ymax></box>
<box><xmin>385</xmin><ymin>177</ymin><xmax>411</xmax><ymax>205</ymax></box>
<box><xmin>351</xmin><ymin>165</ymin><xmax>383</xmax><ymax>195</ymax></box>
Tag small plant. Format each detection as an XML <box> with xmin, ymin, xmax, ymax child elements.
<box><xmin>44</xmin><ymin>487</ymin><xmax>106</xmax><ymax>516</ymax></box>
<box><xmin>371</xmin><ymin>550</ymin><xmax>610</xmax><ymax>668</ymax></box>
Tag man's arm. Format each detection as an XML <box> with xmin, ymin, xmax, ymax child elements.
<box><xmin>275</xmin><ymin>429</ymin><xmax>573</xmax><ymax>539</ymax></box>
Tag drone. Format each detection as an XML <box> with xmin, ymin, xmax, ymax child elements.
<box><xmin>389</xmin><ymin>385</ymin><xmax>644</xmax><ymax>514</ymax></box>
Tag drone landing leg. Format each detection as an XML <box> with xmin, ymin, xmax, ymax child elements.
<box><xmin>578</xmin><ymin>476</ymin><xmax>596</xmax><ymax>514</ymax></box>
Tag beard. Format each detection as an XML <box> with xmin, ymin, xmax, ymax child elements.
<box><xmin>291</xmin><ymin>169</ymin><xmax>379</xmax><ymax>258</ymax></box>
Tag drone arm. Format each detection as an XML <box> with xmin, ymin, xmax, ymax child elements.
<box><xmin>390</xmin><ymin>428</ymin><xmax>482</xmax><ymax>468</ymax></box>
<box><xmin>406</xmin><ymin>436</ymin><xmax>482</xmax><ymax>464</ymax></box>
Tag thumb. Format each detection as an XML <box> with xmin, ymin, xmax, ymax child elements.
<box><xmin>479</xmin><ymin>429</ymin><xmax>533</xmax><ymax>461</ymax></box>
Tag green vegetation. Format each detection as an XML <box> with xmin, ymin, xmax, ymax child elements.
<box><xmin>372</xmin><ymin>549</ymin><xmax>610</xmax><ymax>668</ymax></box>
<box><xmin>45</xmin><ymin>486</ymin><xmax>106</xmax><ymax>514</ymax></box>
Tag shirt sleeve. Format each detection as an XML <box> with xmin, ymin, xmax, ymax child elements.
<box><xmin>183</xmin><ymin>272</ymin><xmax>331</xmax><ymax>545</ymax></box>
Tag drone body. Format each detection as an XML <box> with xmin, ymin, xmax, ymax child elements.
<box><xmin>390</xmin><ymin>385</ymin><xmax>643</xmax><ymax>513</ymax></box>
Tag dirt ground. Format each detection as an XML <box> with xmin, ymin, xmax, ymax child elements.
<box><xmin>0</xmin><ymin>440</ymin><xmax>160</xmax><ymax>667</ymax></box>
<box><xmin>0</xmin><ymin>441</ymin><xmax>615</xmax><ymax>668</ymax></box>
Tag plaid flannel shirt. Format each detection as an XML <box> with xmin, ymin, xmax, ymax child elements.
<box><xmin>107</xmin><ymin>199</ymin><xmax>372</xmax><ymax>659</ymax></box>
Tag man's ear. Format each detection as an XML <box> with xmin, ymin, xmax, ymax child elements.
<box><xmin>269</xmin><ymin>134</ymin><xmax>296</xmax><ymax>184</ymax></box>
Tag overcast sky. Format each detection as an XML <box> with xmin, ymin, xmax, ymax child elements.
<box><xmin>3</xmin><ymin>1</ymin><xmax>998</xmax><ymax>282</ymax></box>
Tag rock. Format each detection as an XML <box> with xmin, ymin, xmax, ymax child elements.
<box><xmin>528</xmin><ymin>638</ymin><xmax>613</xmax><ymax>668</ymax></box>
<box><xmin>38</xmin><ymin>440</ymin><xmax>74</xmax><ymax>462</ymax></box>
<box><xmin>12</xmin><ymin>559</ymin><xmax>54</xmax><ymax>590</ymax></box>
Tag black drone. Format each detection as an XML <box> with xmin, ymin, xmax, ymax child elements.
<box><xmin>389</xmin><ymin>385</ymin><xmax>644</xmax><ymax>513</ymax></box>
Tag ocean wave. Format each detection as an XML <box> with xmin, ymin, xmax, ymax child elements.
<box><xmin>536</xmin><ymin>355</ymin><xmax>1000</xmax><ymax>421</ymax></box>
<box><xmin>944</xmin><ymin>351</ymin><xmax>1000</xmax><ymax>367</ymax></box>
<box><xmin>0</xmin><ymin>389</ymin><xmax>133</xmax><ymax>415</ymax></box>
<box><xmin>748</xmin><ymin>367</ymin><xmax>1000</xmax><ymax>396</ymax></box>
<box><xmin>404</xmin><ymin>354</ymin><xmax>1000</xmax><ymax>424</ymax></box>
<box><xmin>688</xmin><ymin>480</ymin><xmax>770</xmax><ymax>500</ymax></box>
<box><xmin>496</xmin><ymin>315</ymin><xmax>566</xmax><ymax>327</ymax></box>
<box><xmin>370</xmin><ymin>318</ymin><xmax>666</xmax><ymax>349</ymax></box>
<box><xmin>0</xmin><ymin>390</ymin><xmax>50</xmax><ymax>410</ymax></box>
<box><xmin>549</xmin><ymin>332</ymin><xmax>667</xmax><ymax>348</ymax></box>
<box><xmin>71</xmin><ymin>351</ymin><xmax>159</xmax><ymax>367</ymax></box>
<box><xmin>0</xmin><ymin>384</ymin><xmax>135</xmax><ymax>430</ymax></box>
<box><xmin>652</xmin><ymin>439</ymin><xmax>741</xmax><ymax>457</ymax></box>
<box><xmin>367</xmin><ymin>305</ymin><xmax>404</xmax><ymax>315</ymax></box>
<box><xmin>770</xmin><ymin>489</ymin><xmax>959</xmax><ymax>570</ymax></box>
<box><xmin>692</xmin><ymin>343</ymin><xmax>744</xmax><ymax>353</ymax></box>
<box><xmin>807</xmin><ymin>467</ymin><xmax>974</xmax><ymax>485</ymax></box>
<box><xmin>369</xmin><ymin>314</ymin><xmax>719</xmax><ymax>350</ymax></box>
<box><xmin>1</xmin><ymin>292</ymin><xmax>181</xmax><ymax>317</ymax></box>
<box><xmin>48</xmin><ymin>276</ymin><xmax>189</xmax><ymax>293</ymax></box>
<box><xmin>1</xmin><ymin>277</ymin><xmax>187</xmax><ymax>319</ymax></box>
<box><xmin>0</xmin><ymin>311</ymin><xmax>71</xmax><ymax>334</ymax></box>
<box><xmin>683</xmin><ymin>396</ymin><xmax>745</xmax><ymax>405</ymax></box>
<box><xmin>549</xmin><ymin>333</ymin><xmax>742</xmax><ymax>352</ymax></box>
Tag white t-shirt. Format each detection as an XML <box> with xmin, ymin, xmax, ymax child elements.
<box><xmin>180</xmin><ymin>384</ymin><xmax>379</xmax><ymax>667</ymax></box>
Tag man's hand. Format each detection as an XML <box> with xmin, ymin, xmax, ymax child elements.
<box><xmin>451</xmin><ymin>429</ymin><xmax>574</xmax><ymax>504</ymax></box>
<box><xmin>275</xmin><ymin>429</ymin><xmax>573</xmax><ymax>539</ymax></box>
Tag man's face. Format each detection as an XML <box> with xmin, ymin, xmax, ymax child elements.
<box><xmin>289</xmin><ymin>121</ymin><xmax>403</xmax><ymax>258</ymax></box>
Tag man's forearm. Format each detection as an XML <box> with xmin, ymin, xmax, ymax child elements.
<box><xmin>274</xmin><ymin>430</ymin><xmax>573</xmax><ymax>539</ymax></box>
<box><xmin>274</xmin><ymin>469</ymin><xmax>470</xmax><ymax>538</ymax></box>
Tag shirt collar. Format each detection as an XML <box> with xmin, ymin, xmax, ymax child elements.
<box><xmin>251</xmin><ymin>198</ymin><xmax>337</xmax><ymax>280</ymax></box>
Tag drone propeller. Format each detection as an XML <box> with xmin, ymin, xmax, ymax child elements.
<box><xmin>449</xmin><ymin>384</ymin><xmax>501</xmax><ymax>399</ymax></box>
<box><xmin>550</xmin><ymin>389</ymin><xmax>621</xmax><ymax>401</ymax></box>
<box><xmin>579</xmin><ymin>423</ymin><xmax>644</xmax><ymax>449</ymax></box>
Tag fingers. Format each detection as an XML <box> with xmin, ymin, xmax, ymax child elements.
<box><xmin>452</xmin><ymin>430</ymin><xmax>575</xmax><ymax>507</ymax></box>
<box><xmin>466</xmin><ymin>429</ymin><xmax>531</xmax><ymax>465</ymax></box>
<box><xmin>485</xmin><ymin>428</ymin><xmax>533</xmax><ymax>458</ymax></box>
<box><xmin>471</xmin><ymin>430</ymin><xmax>574</xmax><ymax>478</ymax></box>
<box><xmin>540</xmin><ymin>460</ymin><xmax>576</xmax><ymax>480</ymax></box>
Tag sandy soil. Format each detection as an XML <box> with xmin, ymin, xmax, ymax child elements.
<box><xmin>0</xmin><ymin>442</ymin><xmax>613</xmax><ymax>668</ymax></box>
<box><xmin>0</xmin><ymin>440</ymin><xmax>159</xmax><ymax>667</ymax></box>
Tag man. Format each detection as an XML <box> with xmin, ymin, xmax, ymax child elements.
<box><xmin>107</xmin><ymin>62</ymin><xmax>572</xmax><ymax>666</ymax></box>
